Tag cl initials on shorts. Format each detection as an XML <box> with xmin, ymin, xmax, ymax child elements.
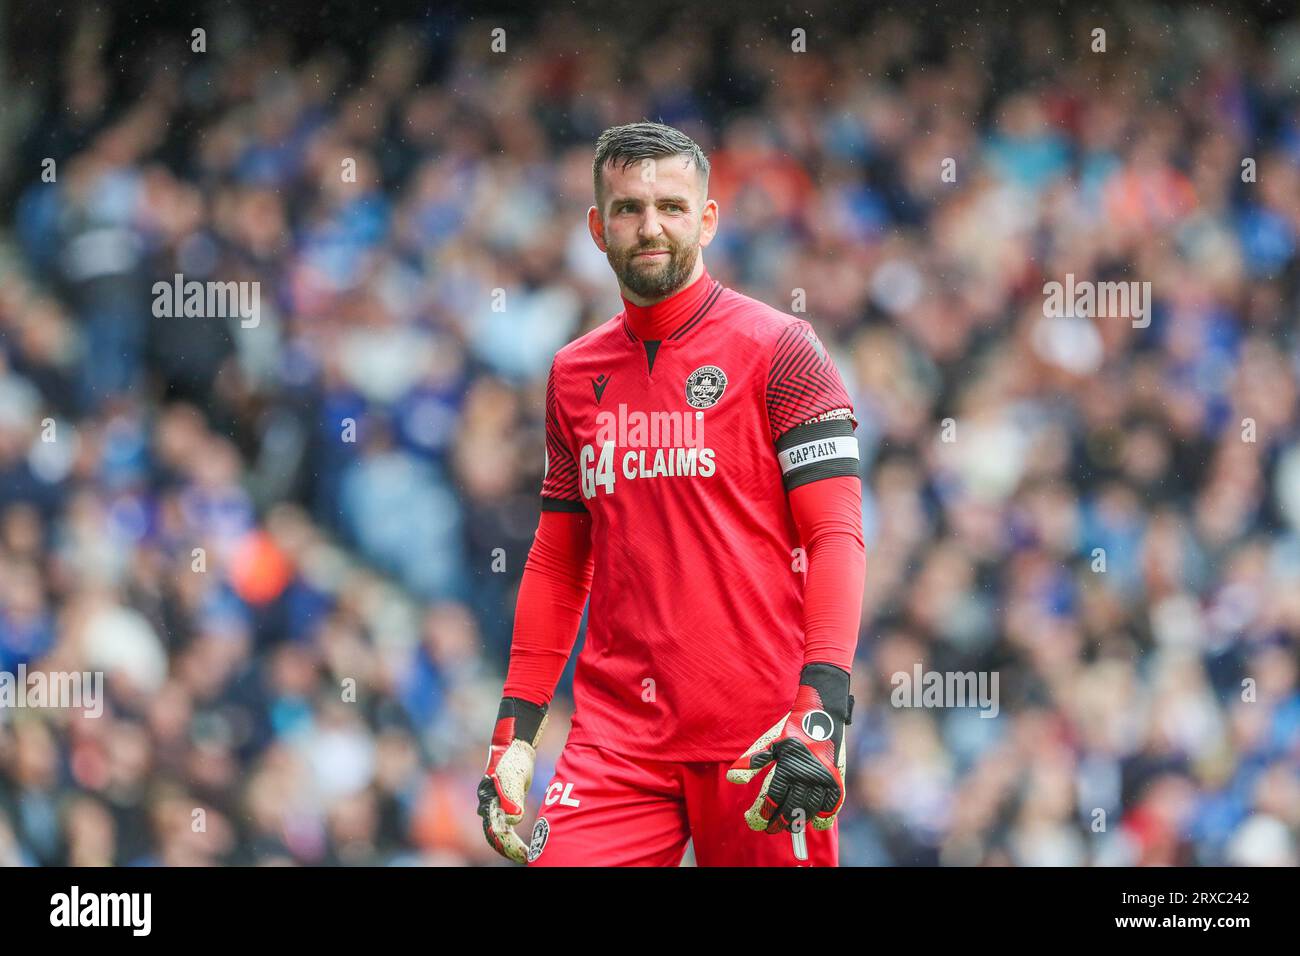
<box><xmin>545</xmin><ymin>782</ymin><xmax>580</xmax><ymax>807</ymax></box>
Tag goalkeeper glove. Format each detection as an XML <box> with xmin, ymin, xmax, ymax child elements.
<box><xmin>726</xmin><ymin>663</ymin><xmax>853</xmax><ymax>834</ymax></box>
<box><xmin>477</xmin><ymin>697</ymin><xmax>548</xmax><ymax>863</ymax></box>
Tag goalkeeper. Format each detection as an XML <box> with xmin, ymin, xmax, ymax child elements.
<box><xmin>477</xmin><ymin>122</ymin><xmax>866</xmax><ymax>866</ymax></box>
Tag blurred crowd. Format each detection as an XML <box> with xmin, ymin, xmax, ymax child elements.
<box><xmin>2</xmin><ymin>2</ymin><xmax>1300</xmax><ymax>866</ymax></box>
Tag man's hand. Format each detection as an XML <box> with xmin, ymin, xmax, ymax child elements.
<box><xmin>726</xmin><ymin>663</ymin><xmax>852</xmax><ymax>834</ymax></box>
<box><xmin>477</xmin><ymin>697</ymin><xmax>548</xmax><ymax>863</ymax></box>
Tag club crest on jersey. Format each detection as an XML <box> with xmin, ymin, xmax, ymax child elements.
<box><xmin>685</xmin><ymin>365</ymin><xmax>728</xmax><ymax>409</ymax></box>
<box><xmin>528</xmin><ymin>817</ymin><xmax>550</xmax><ymax>862</ymax></box>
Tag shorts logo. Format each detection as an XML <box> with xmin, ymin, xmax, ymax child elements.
<box><xmin>545</xmin><ymin>781</ymin><xmax>581</xmax><ymax>807</ymax></box>
<box><xmin>801</xmin><ymin>710</ymin><xmax>834</xmax><ymax>741</ymax></box>
<box><xmin>527</xmin><ymin>817</ymin><xmax>550</xmax><ymax>862</ymax></box>
<box><xmin>685</xmin><ymin>366</ymin><xmax>728</xmax><ymax>409</ymax></box>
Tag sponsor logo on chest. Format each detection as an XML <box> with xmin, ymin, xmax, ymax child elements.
<box><xmin>576</xmin><ymin>364</ymin><xmax>729</xmax><ymax>499</ymax></box>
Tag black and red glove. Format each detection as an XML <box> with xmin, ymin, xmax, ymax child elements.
<box><xmin>476</xmin><ymin>697</ymin><xmax>548</xmax><ymax>863</ymax></box>
<box><xmin>726</xmin><ymin>663</ymin><xmax>853</xmax><ymax>833</ymax></box>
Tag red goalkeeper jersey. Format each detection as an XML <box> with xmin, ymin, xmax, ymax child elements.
<box><xmin>540</xmin><ymin>269</ymin><xmax>860</xmax><ymax>761</ymax></box>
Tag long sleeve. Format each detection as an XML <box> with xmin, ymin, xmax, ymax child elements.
<box><xmin>788</xmin><ymin>474</ymin><xmax>865</xmax><ymax>671</ymax></box>
<box><xmin>501</xmin><ymin>509</ymin><xmax>595</xmax><ymax>705</ymax></box>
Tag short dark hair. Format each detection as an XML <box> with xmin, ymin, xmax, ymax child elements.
<box><xmin>592</xmin><ymin>122</ymin><xmax>710</xmax><ymax>210</ymax></box>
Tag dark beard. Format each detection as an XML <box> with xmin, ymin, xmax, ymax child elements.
<box><xmin>609</xmin><ymin>239</ymin><xmax>699</xmax><ymax>301</ymax></box>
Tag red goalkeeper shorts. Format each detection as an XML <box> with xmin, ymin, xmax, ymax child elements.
<box><xmin>525</xmin><ymin>742</ymin><xmax>839</xmax><ymax>867</ymax></box>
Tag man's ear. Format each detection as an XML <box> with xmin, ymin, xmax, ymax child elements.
<box><xmin>587</xmin><ymin>205</ymin><xmax>607</xmax><ymax>253</ymax></box>
<box><xmin>699</xmin><ymin>197</ymin><xmax>719</xmax><ymax>249</ymax></box>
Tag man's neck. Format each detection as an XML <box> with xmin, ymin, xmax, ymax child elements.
<box><xmin>620</xmin><ymin>261</ymin><xmax>714</xmax><ymax>341</ymax></box>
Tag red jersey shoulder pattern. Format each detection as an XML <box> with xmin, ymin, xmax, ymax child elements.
<box><xmin>766</xmin><ymin>320</ymin><xmax>858</xmax><ymax>440</ymax></box>
<box><xmin>540</xmin><ymin>318</ymin><xmax>626</xmax><ymax>512</ymax></box>
<box><xmin>764</xmin><ymin>319</ymin><xmax>861</xmax><ymax>492</ymax></box>
<box><xmin>541</xmin><ymin>356</ymin><xmax>585</xmax><ymax>512</ymax></box>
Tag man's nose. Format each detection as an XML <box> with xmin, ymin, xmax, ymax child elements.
<box><xmin>638</xmin><ymin>207</ymin><xmax>664</xmax><ymax>239</ymax></box>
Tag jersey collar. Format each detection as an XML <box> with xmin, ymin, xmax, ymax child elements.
<box><xmin>620</xmin><ymin>269</ymin><xmax>723</xmax><ymax>344</ymax></box>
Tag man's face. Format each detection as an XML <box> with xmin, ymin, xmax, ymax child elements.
<box><xmin>589</xmin><ymin>154</ymin><xmax>718</xmax><ymax>301</ymax></box>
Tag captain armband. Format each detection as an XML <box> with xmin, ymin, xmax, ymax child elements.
<box><xmin>774</xmin><ymin>410</ymin><xmax>860</xmax><ymax>491</ymax></box>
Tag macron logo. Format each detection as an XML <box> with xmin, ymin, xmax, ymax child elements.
<box><xmin>592</xmin><ymin>374</ymin><xmax>611</xmax><ymax>404</ymax></box>
<box><xmin>50</xmin><ymin>886</ymin><xmax>151</xmax><ymax>936</ymax></box>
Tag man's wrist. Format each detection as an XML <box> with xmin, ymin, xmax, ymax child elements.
<box><xmin>496</xmin><ymin>696</ymin><xmax>549</xmax><ymax>746</ymax></box>
<box><xmin>798</xmin><ymin>662</ymin><xmax>853</xmax><ymax>725</ymax></box>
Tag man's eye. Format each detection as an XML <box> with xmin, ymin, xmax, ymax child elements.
<box><xmin>663</xmin><ymin>204</ymin><xmax>682</xmax><ymax>212</ymax></box>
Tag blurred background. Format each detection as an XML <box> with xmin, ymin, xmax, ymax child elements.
<box><xmin>1</xmin><ymin>0</ymin><xmax>1299</xmax><ymax>866</ymax></box>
